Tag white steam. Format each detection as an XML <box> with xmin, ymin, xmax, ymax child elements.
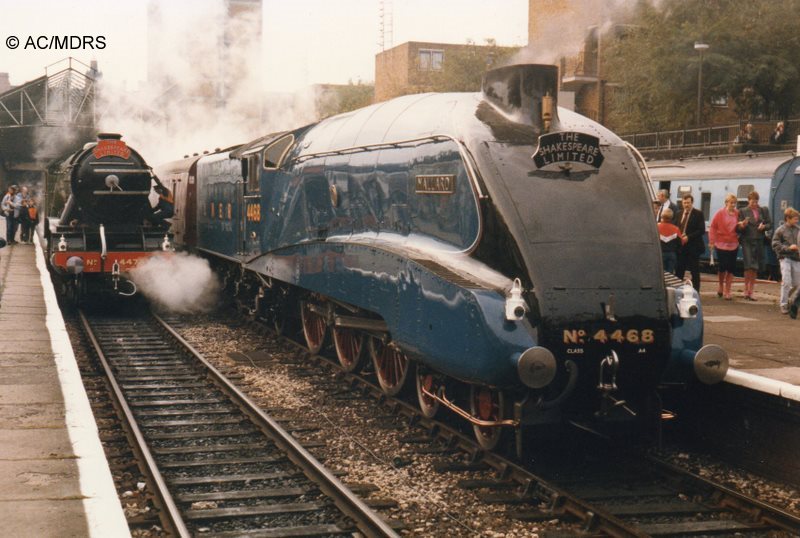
<box><xmin>511</xmin><ymin>0</ymin><xmax>640</xmax><ymax>66</ymax></box>
<box><xmin>95</xmin><ymin>0</ymin><xmax>318</xmax><ymax>165</ymax></box>
<box><xmin>129</xmin><ymin>252</ymin><xmax>220</xmax><ymax>314</ymax></box>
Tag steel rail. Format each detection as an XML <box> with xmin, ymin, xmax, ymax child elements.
<box><xmin>246</xmin><ymin>315</ymin><xmax>649</xmax><ymax>538</ymax></box>
<box><xmin>152</xmin><ymin>312</ymin><xmax>399</xmax><ymax>538</ymax></box>
<box><xmin>78</xmin><ymin>310</ymin><xmax>191</xmax><ymax>538</ymax></box>
<box><xmin>252</xmin><ymin>310</ymin><xmax>800</xmax><ymax>537</ymax></box>
<box><xmin>648</xmin><ymin>455</ymin><xmax>800</xmax><ymax>533</ymax></box>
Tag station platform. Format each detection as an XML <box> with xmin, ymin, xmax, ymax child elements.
<box><xmin>698</xmin><ymin>275</ymin><xmax>800</xmax><ymax>400</ymax></box>
<box><xmin>0</xmin><ymin>240</ymin><xmax>128</xmax><ymax>537</ymax></box>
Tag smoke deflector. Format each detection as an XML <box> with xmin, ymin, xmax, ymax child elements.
<box><xmin>481</xmin><ymin>64</ymin><xmax>559</xmax><ymax>132</ymax></box>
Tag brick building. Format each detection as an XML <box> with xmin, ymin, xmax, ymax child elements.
<box><xmin>374</xmin><ymin>41</ymin><xmax>517</xmax><ymax>103</ymax></box>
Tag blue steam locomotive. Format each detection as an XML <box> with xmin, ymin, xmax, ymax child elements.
<box><xmin>157</xmin><ymin>64</ymin><xmax>727</xmax><ymax>450</ymax></box>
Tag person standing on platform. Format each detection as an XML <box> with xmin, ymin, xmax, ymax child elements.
<box><xmin>738</xmin><ymin>191</ymin><xmax>771</xmax><ymax>300</ymax></box>
<box><xmin>770</xmin><ymin>121</ymin><xmax>786</xmax><ymax>144</ymax></box>
<box><xmin>11</xmin><ymin>186</ymin><xmax>24</xmax><ymax>244</ymax></box>
<box><xmin>17</xmin><ymin>186</ymin><xmax>34</xmax><ymax>244</ymax></box>
<box><xmin>772</xmin><ymin>207</ymin><xmax>800</xmax><ymax>316</ymax></box>
<box><xmin>1</xmin><ymin>185</ymin><xmax>18</xmax><ymax>244</ymax></box>
<box><xmin>658</xmin><ymin>208</ymin><xmax>681</xmax><ymax>274</ymax></box>
<box><xmin>709</xmin><ymin>193</ymin><xmax>740</xmax><ymax>300</ymax></box>
<box><xmin>675</xmin><ymin>194</ymin><xmax>705</xmax><ymax>290</ymax></box>
<box><xmin>655</xmin><ymin>189</ymin><xmax>678</xmax><ymax>222</ymax></box>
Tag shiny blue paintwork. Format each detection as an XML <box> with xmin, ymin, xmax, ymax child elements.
<box><xmin>187</xmin><ymin>66</ymin><xmax>715</xmax><ymax>417</ymax></box>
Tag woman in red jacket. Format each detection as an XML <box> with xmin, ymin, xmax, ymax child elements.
<box><xmin>708</xmin><ymin>193</ymin><xmax>740</xmax><ymax>300</ymax></box>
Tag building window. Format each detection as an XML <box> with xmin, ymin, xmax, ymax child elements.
<box><xmin>419</xmin><ymin>49</ymin><xmax>444</xmax><ymax>71</ymax></box>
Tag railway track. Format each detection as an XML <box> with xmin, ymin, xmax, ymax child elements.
<box><xmin>169</xmin><ymin>308</ymin><xmax>800</xmax><ymax>537</ymax></box>
<box><xmin>78</xmin><ymin>308</ymin><xmax>398</xmax><ymax>537</ymax></box>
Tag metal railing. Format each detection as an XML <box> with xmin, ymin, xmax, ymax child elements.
<box><xmin>0</xmin><ymin>56</ymin><xmax>96</xmax><ymax>128</ymax></box>
<box><xmin>622</xmin><ymin>119</ymin><xmax>799</xmax><ymax>150</ymax></box>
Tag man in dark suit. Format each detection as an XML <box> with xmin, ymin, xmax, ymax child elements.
<box><xmin>675</xmin><ymin>193</ymin><xmax>706</xmax><ymax>290</ymax></box>
<box><xmin>656</xmin><ymin>189</ymin><xmax>679</xmax><ymax>222</ymax></box>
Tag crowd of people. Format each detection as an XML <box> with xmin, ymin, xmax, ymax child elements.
<box><xmin>658</xmin><ymin>189</ymin><xmax>800</xmax><ymax>316</ymax></box>
<box><xmin>1</xmin><ymin>184</ymin><xmax>37</xmax><ymax>245</ymax></box>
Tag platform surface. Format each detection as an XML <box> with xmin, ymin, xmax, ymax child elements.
<box><xmin>0</xmin><ymin>240</ymin><xmax>129</xmax><ymax>537</ymax></box>
<box><xmin>698</xmin><ymin>275</ymin><xmax>800</xmax><ymax>393</ymax></box>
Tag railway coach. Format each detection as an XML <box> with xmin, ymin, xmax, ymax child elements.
<box><xmin>647</xmin><ymin>150</ymin><xmax>800</xmax><ymax>270</ymax></box>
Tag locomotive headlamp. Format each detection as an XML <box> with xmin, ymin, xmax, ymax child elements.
<box><xmin>57</xmin><ymin>235</ymin><xmax>67</xmax><ymax>252</ymax></box>
<box><xmin>677</xmin><ymin>281</ymin><xmax>699</xmax><ymax>318</ymax></box>
<box><xmin>161</xmin><ymin>234</ymin><xmax>172</xmax><ymax>251</ymax></box>
<box><xmin>505</xmin><ymin>278</ymin><xmax>528</xmax><ymax>321</ymax></box>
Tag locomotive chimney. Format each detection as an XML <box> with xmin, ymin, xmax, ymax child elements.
<box><xmin>97</xmin><ymin>132</ymin><xmax>123</xmax><ymax>141</ymax></box>
<box><xmin>482</xmin><ymin>64</ymin><xmax>559</xmax><ymax>133</ymax></box>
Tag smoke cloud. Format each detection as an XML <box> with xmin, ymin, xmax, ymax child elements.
<box><xmin>129</xmin><ymin>252</ymin><xmax>220</xmax><ymax>314</ymax></box>
<box><xmin>510</xmin><ymin>0</ymin><xmax>640</xmax><ymax>66</ymax></box>
<box><xmin>93</xmin><ymin>0</ymin><xmax>318</xmax><ymax>166</ymax></box>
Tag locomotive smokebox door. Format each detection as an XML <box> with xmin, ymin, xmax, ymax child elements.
<box><xmin>481</xmin><ymin>64</ymin><xmax>559</xmax><ymax>133</ymax></box>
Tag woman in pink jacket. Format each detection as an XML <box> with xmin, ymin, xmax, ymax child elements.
<box><xmin>708</xmin><ymin>193</ymin><xmax>740</xmax><ymax>300</ymax></box>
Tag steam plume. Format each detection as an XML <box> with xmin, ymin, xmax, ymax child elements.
<box><xmin>129</xmin><ymin>252</ymin><xmax>220</xmax><ymax>313</ymax></box>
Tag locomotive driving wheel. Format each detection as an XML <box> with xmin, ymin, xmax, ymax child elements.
<box><xmin>300</xmin><ymin>300</ymin><xmax>328</xmax><ymax>354</ymax></box>
<box><xmin>470</xmin><ymin>385</ymin><xmax>505</xmax><ymax>451</ymax></box>
<box><xmin>369</xmin><ymin>337</ymin><xmax>410</xmax><ymax>396</ymax></box>
<box><xmin>415</xmin><ymin>364</ymin><xmax>440</xmax><ymax>418</ymax></box>
<box><xmin>332</xmin><ymin>326</ymin><xmax>366</xmax><ymax>372</ymax></box>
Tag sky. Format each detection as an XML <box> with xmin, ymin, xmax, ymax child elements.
<box><xmin>0</xmin><ymin>0</ymin><xmax>529</xmax><ymax>92</ymax></box>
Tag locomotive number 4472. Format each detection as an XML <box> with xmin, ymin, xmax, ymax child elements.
<box><xmin>563</xmin><ymin>328</ymin><xmax>655</xmax><ymax>345</ymax></box>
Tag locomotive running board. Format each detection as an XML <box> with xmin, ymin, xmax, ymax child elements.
<box><xmin>333</xmin><ymin>315</ymin><xmax>389</xmax><ymax>334</ymax></box>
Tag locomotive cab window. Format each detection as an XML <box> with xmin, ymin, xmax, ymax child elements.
<box><xmin>264</xmin><ymin>134</ymin><xmax>294</xmax><ymax>170</ymax></box>
<box><xmin>245</xmin><ymin>155</ymin><xmax>259</xmax><ymax>192</ymax></box>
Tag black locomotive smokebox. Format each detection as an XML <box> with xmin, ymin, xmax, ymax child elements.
<box><xmin>482</xmin><ymin>64</ymin><xmax>559</xmax><ymax>131</ymax></box>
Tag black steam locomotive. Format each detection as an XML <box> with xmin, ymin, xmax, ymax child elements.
<box><xmin>45</xmin><ymin>133</ymin><xmax>172</xmax><ymax>301</ymax></box>
<box><xmin>157</xmin><ymin>64</ymin><xmax>728</xmax><ymax>450</ymax></box>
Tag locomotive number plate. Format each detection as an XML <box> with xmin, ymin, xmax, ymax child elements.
<box><xmin>415</xmin><ymin>174</ymin><xmax>455</xmax><ymax>194</ymax></box>
<box><xmin>563</xmin><ymin>328</ymin><xmax>655</xmax><ymax>345</ymax></box>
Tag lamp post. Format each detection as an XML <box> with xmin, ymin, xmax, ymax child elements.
<box><xmin>694</xmin><ymin>42</ymin><xmax>710</xmax><ymax>126</ymax></box>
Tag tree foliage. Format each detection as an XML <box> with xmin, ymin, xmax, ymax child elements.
<box><xmin>602</xmin><ymin>0</ymin><xmax>800</xmax><ymax>131</ymax></box>
<box><xmin>429</xmin><ymin>39</ymin><xmax>519</xmax><ymax>93</ymax></box>
<box><xmin>315</xmin><ymin>81</ymin><xmax>374</xmax><ymax>119</ymax></box>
